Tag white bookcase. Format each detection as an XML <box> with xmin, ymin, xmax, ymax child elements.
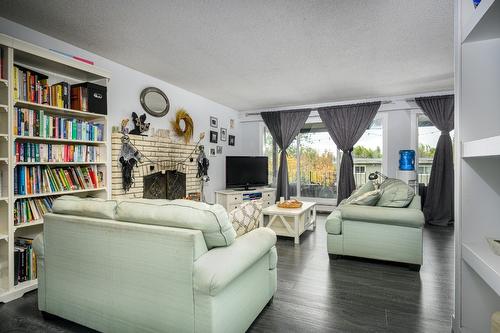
<box><xmin>455</xmin><ymin>0</ymin><xmax>500</xmax><ymax>331</ymax></box>
<box><xmin>0</xmin><ymin>33</ymin><xmax>111</xmax><ymax>302</ymax></box>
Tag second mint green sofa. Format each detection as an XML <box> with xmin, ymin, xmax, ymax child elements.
<box><xmin>326</xmin><ymin>191</ymin><xmax>425</xmax><ymax>271</ymax></box>
<box><xmin>33</xmin><ymin>196</ymin><xmax>277</xmax><ymax>333</ymax></box>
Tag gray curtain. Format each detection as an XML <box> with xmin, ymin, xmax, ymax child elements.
<box><xmin>261</xmin><ymin>109</ymin><xmax>310</xmax><ymax>199</ymax></box>
<box><xmin>318</xmin><ymin>102</ymin><xmax>381</xmax><ymax>204</ymax></box>
<box><xmin>415</xmin><ymin>95</ymin><xmax>454</xmax><ymax>226</ymax></box>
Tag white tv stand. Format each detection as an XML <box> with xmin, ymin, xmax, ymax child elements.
<box><xmin>215</xmin><ymin>188</ymin><xmax>276</xmax><ymax>212</ymax></box>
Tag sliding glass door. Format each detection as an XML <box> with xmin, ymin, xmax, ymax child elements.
<box><xmin>263</xmin><ymin>116</ymin><xmax>383</xmax><ymax>206</ymax></box>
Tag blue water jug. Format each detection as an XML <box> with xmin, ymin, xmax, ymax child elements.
<box><xmin>399</xmin><ymin>150</ymin><xmax>415</xmax><ymax>171</ymax></box>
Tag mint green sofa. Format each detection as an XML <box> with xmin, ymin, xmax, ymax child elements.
<box><xmin>326</xmin><ymin>195</ymin><xmax>424</xmax><ymax>270</ymax></box>
<box><xmin>33</xmin><ymin>196</ymin><xmax>277</xmax><ymax>333</ymax></box>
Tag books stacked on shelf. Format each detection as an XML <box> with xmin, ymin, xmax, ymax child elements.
<box><xmin>15</xmin><ymin>142</ymin><xmax>103</xmax><ymax>163</ymax></box>
<box><xmin>12</xmin><ymin>65</ymin><xmax>71</xmax><ymax>108</ymax></box>
<box><xmin>14</xmin><ymin>165</ymin><xmax>102</xmax><ymax>196</ymax></box>
<box><xmin>14</xmin><ymin>197</ymin><xmax>54</xmax><ymax>225</ymax></box>
<box><xmin>14</xmin><ymin>107</ymin><xmax>104</xmax><ymax>141</ymax></box>
<box><xmin>14</xmin><ymin>237</ymin><xmax>37</xmax><ymax>285</ymax></box>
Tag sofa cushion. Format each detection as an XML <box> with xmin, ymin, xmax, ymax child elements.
<box><xmin>376</xmin><ymin>178</ymin><xmax>415</xmax><ymax>208</ymax></box>
<box><xmin>52</xmin><ymin>195</ymin><xmax>117</xmax><ymax>220</ymax></box>
<box><xmin>350</xmin><ymin>189</ymin><xmax>382</xmax><ymax>206</ymax></box>
<box><xmin>115</xmin><ymin>199</ymin><xmax>236</xmax><ymax>249</ymax></box>
<box><xmin>343</xmin><ymin>181</ymin><xmax>376</xmax><ymax>205</ymax></box>
<box><xmin>230</xmin><ymin>200</ymin><xmax>262</xmax><ymax>237</ymax></box>
<box><xmin>325</xmin><ymin>209</ymin><xmax>342</xmax><ymax>235</ymax></box>
<box><xmin>340</xmin><ymin>205</ymin><xmax>425</xmax><ymax>228</ymax></box>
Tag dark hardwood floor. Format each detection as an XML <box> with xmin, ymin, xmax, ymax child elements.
<box><xmin>0</xmin><ymin>214</ymin><xmax>454</xmax><ymax>333</ymax></box>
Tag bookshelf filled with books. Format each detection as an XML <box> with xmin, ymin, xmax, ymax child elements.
<box><xmin>0</xmin><ymin>33</ymin><xmax>111</xmax><ymax>302</ymax></box>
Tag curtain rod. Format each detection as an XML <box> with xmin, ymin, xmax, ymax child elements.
<box><xmin>244</xmin><ymin>100</ymin><xmax>392</xmax><ymax>116</ymax></box>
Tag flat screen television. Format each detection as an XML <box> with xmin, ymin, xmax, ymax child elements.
<box><xmin>226</xmin><ymin>156</ymin><xmax>268</xmax><ymax>190</ymax></box>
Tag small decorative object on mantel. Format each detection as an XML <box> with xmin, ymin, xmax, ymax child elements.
<box><xmin>220</xmin><ymin>128</ymin><xmax>227</xmax><ymax>141</ymax></box>
<box><xmin>210</xmin><ymin>130</ymin><xmax>218</xmax><ymax>143</ymax></box>
<box><xmin>140</xmin><ymin>87</ymin><xmax>170</xmax><ymax>117</ymax></box>
<box><xmin>170</xmin><ymin>108</ymin><xmax>194</xmax><ymax>143</ymax></box>
<box><xmin>210</xmin><ymin>116</ymin><xmax>218</xmax><ymax>128</ymax></box>
<box><xmin>277</xmin><ymin>199</ymin><xmax>303</xmax><ymax>209</ymax></box>
<box><xmin>487</xmin><ymin>238</ymin><xmax>500</xmax><ymax>256</ymax></box>
<box><xmin>129</xmin><ymin>112</ymin><xmax>150</xmax><ymax>135</ymax></box>
<box><xmin>228</xmin><ymin>134</ymin><xmax>235</xmax><ymax>146</ymax></box>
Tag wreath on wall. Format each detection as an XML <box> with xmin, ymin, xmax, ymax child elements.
<box><xmin>171</xmin><ymin>108</ymin><xmax>194</xmax><ymax>143</ymax></box>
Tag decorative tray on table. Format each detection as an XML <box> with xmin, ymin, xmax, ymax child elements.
<box><xmin>277</xmin><ymin>199</ymin><xmax>303</xmax><ymax>209</ymax></box>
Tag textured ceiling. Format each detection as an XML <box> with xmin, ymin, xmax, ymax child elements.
<box><xmin>0</xmin><ymin>0</ymin><xmax>453</xmax><ymax>111</ymax></box>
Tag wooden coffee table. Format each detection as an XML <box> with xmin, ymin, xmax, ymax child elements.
<box><xmin>261</xmin><ymin>201</ymin><xmax>317</xmax><ymax>245</ymax></box>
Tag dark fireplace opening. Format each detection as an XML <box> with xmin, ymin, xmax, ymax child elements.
<box><xmin>143</xmin><ymin>170</ymin><xmax>186</xmax><ymax>200</ymax></box>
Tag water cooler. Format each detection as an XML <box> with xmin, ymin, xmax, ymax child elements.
<box><xmin>397</xmin><ymin>150</ymin><xmax>417</xmax><ymax>193</ymax></box>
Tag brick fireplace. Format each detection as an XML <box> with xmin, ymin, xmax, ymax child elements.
<box><xmin>111</xmin><ymin>133</ymin><xmax>201</xmax><ymax>199</ymax></box>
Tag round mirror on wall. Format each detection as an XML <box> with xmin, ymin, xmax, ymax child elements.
<box><xmin>140</xmin><ymin>87</ymin><xmax>170</xmax><ymax>117</ymax></box>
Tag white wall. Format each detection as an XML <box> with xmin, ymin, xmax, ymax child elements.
<box><xmin>0</xmin><ymin>17</ymin><xmax>242</xmax><ymax>203</ymax></box>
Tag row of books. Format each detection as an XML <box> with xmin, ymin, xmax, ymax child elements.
<box><xmin>14</xmin><ymin>165</ymin><xmax>102</xmax><ymax>196</ymax></box>
<box><xmin>12</xmin><ymin>65</ymin><xmax>97</xmax><ymax>112</ymax></box>
<box><xmin>14</xmin><ymin>197</ymin><xmax>54</xmax><ymax>225</ymax></box>
<box><xmin>14</xmin><ymin>107</ymin><xmax>105</xmax><ymax>141</ymax></box>
<box><xmin>13</xmin><ymin>65</ymin><xmax>70</xmax><ymax>108</ymax></box>
<box><xmin>14</xmin><ymin>237</ymin><xmax>37</xmax><ymax>285</ymax></box>
<box><xmin>15</xmin><ymin>142</ymin><xmax>103</xmax><ymax>163</ymax></box>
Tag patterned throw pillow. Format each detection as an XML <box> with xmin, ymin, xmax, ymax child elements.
<box><xmin>350</xmin><ymin>189</ymin><xmax>382</xmax><ymax>206</ymax></box>
<box><xmin>230</xmin><ymin>200</ymin><xmax>263</xmax><ymax>237</ymax></box>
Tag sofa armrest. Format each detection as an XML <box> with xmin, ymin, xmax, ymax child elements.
<box><xmin>340</xmin><ymin>205</ymin><xmax>424</xmax><ymax>228</ymax></box>
<box><xmin>193</xmin><ymin>227</ymin><xmax>276</xmax><ymax>296</ymax></box>
<box><xmin>33</xmin><ymin>233</ymin><xmax>44</xmax><ymax>259</ymax></box>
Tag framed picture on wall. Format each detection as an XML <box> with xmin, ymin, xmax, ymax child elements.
<box><xmin>216</xmin><ymin>146</ymin><xmax>223</xmax><ymax>154</ymax></box>
<box><xmin>210</xmin><ymin>130</ymin><xmax>218</xmax><ymax>143</ymax></box>
<box><xmin>228</xmin><ymin>135</ymin><xmax>235</xmax><ymax>146</ymax></box>
<box><xmin>210</xmin><ymin>116</ymin><xmax>218</xmax><ymax>128</ymax></box>
<box><xmin>209</xmin><ymin>148</ymin><xmax>216</xmax><ymax>156</ymax></box>
<box><xmin>220</xmin><ymin>128</ymin><xmax>227</xmax><ymax>141</ymax></box>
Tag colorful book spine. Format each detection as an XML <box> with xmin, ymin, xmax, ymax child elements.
<box><xmin>14</xmin><ymin>165</ymin><xmax>100</xmax><ymax>196</ymax></box>
<box><xmin>14</xmin><ymin>108</ymin><xmax>104</xmax><ymax>141</ymax></box>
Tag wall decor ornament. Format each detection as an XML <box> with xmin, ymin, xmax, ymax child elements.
<box><xmin>230</xmin><ymin>119</ymin><xmax>235</xmax><ymax>129</ymax></box>
<box><xmin>220</xmin><ymin>128</ymin><xmax>227</xmax><ymax>141</ymax></box>
<box><xmin>209</xmin><ymin>148</ymin><xmax>216</xmax><ymax>156</ymax></box>
<box><xmin>170</xmin><ymin>108</ymin><xmax>194</xmax><ymax>143</ymax></box>
<box><xmin>210</xmin><ymin>116</ymin><xmax>218</xmax><ymax>128</ymax></box>
<box><xmin>210</xmin><ymin>130</ymin><xmax>218</xmax><ymax>143</ymax></box>
<box><xmin>216</xmin><ymin>145</ymin><xmax>223</xmax><ymax>154</ymax></box>
<box><xmin>228</xmin><ymin>134</ymin><xmax>235</xmax><ymax>146</ymax></box>
<box><xmin>140</xmin><ymin>87</ymin><xmax>170</xmax><ymax>117</ymax></box>
<box><xmin>129</xmin><ymin>112</ymin><xmax>150</xmax><ymax>135</ymax></box>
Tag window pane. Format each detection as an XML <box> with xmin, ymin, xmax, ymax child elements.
<box><xmin>417</xmin><ymin>114</ymin><xmax>454</xmax><ymax>186</ymax></box>
<box><xmin>353</xmin><ymin>117</ymin><xmax>383</xmax><ymax>188</ymax></box>
<box><xmin>286</xmin><ymin>138</ymin><xmax>298</xmax><ymax>197</ymax></box>
<box><xmin>298</xmin><ymin>129</ymin><xmax>338</xmax><ymax>199</ymax></box>
<box><xmin>263</xmin><ymin>127</ymin><xmax>274</xmax><ymax>185</ymax></box>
